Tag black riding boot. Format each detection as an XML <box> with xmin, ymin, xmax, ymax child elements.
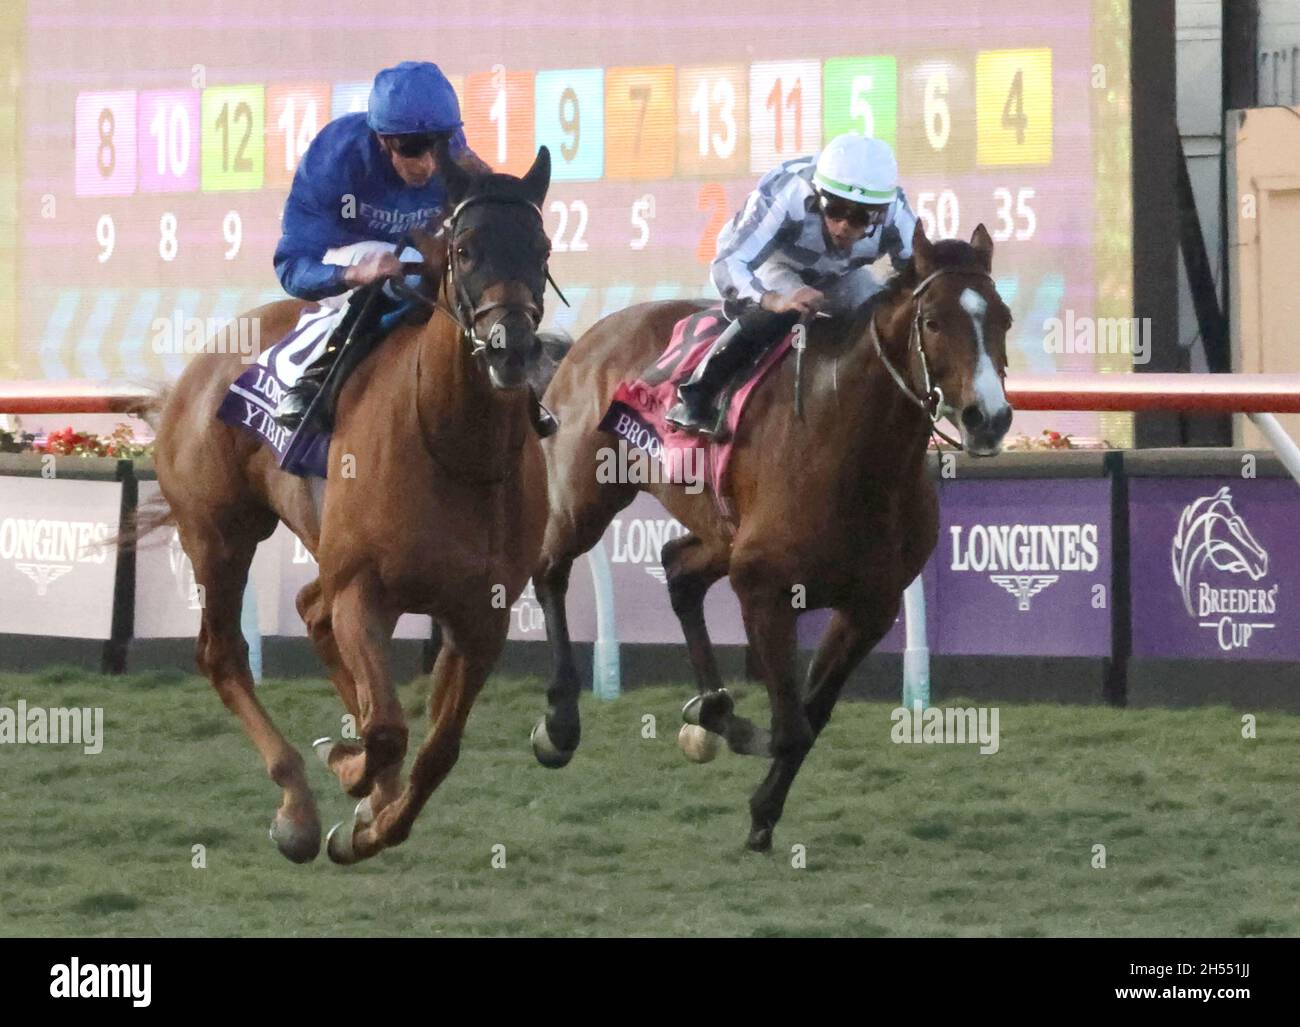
<box><xmin>665</xmin><ymin>307</ymin><xmax>799</xmax><ymax>435</ymax></box>
<box><xmin>274</xmin><ymin>285</ymin><xmax>384</xmax><ymax>430</ymax></box>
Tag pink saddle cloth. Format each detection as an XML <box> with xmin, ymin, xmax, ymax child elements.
<box><xmin>597</xmin><ymin>305</ymin><xmax>796</xmax><ymax>509</ymax></box>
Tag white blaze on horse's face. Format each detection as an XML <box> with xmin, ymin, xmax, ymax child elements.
<box><xmin>956</xmin><ymin>286</ymin><xmax>1011</xmax><ymax>457</ymax></box>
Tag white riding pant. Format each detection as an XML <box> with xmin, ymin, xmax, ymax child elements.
<box><xmin>319</xmin><ymin>240</ymin><xmax>426</xmax><ymax>310</ymax></box>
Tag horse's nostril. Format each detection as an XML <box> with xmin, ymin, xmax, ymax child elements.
<box><xmin>961</xmin><ymin>405</ymin><xmax>985</xmax><ymax>432</ymax></box>
<box><xmin>992</xmin><ymin>405</ymin><xmax>1013</xmax><ymax>436</ymax></box>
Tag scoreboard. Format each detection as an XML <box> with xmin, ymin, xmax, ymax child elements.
<box><xmin>16</xmin><ymin>0</ymin><xmax>1135</xmax><ymax>443</ymax></box>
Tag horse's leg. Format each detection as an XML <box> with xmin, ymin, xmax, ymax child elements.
<box><xmin>329</xmin><ymin>617</ymin><xmax>502</xmax><ymax>863</ymax></box>
<box><xmin>531</xmin><ymin>552</ymin><xmax>582</xmax><ymax>766</ymax></box>
<box><xmin>664</xmin><ymin>532</ymin><xmax>727</xmax><ymax>693</ymax></box>
<box><xmin>324</xmin><ymin>571</ymin><xmax>406</xmax><ymax>815</ymax></box>
<box><xmin>183</xmin><ymin>519</ymin><xmax>321</xmax><ymax>863</ymax></box>
<box><xmin>530</xmin><ymin>483</ymin><xmax>636</xmax><ymax>767</ymax></box>
<box><xmin>295</xmin><ymin>579</ymin><xmax>371</xmax><ymax>790</ymax></box>
<box><xmin>730</xmin><ymin>559</ymin><xmax>814</xmax><ymax>851</ymax></box>
<box><xmin>663</xmin><ymin>533</ymin><xmax>766</xmax><ymax>758</ymax></box>
<box><xmin>746</xmin><ymin>602</ymin><xmax>897</xmax><ymax>852</ymax></box>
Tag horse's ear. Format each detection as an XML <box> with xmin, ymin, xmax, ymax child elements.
<box><xmin>911</xmin><ymin>220</ymin><xmax>935</xmax><ymax>274</ymax></box>
<box><xmin>520</xmin><ymin>146</ymin><xmax>551</xmax><ymax>207</ymax></box>
<box><xmin>437</xmin><ymin>137</ymin><xmax>473</xmax><ymax>204</ymax></box>
<box><xmin>970</xmin><ymin>223</ymin><xmax>994</xmax><ymax>270</ymax></box>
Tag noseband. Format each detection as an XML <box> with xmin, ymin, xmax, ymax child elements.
<box><xmin>390</xmin><ymin>193</ymin><xmax>559</xmax><ymax>362</ymax></box>
<box><xmin>868</xmin><ymin>265</ymin><xmax>996</xmax><ymax>451</ymax></box>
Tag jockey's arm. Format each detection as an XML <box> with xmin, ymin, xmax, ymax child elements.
<box><xmin>709</xmin><ymin>176</ymin><xmax>801</xmax><ymax>317</ymax></box>
<box><xmin>274</xmin><ymin>156</ymin><xmax>355</xmax><ymax>302</ymax></box>
<box><xmin>880</xmin><ymin>188</ymin><xmax>919</xmax><ymax>269</ymax></box>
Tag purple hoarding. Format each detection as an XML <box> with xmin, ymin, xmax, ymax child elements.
<box><xmin>272</xmin><ymin>524</ymin><xmax>433</xmax><ymax>640</ymax></box>
<box><xmin>1129</xmin><ymin>478</ymin><xmax>1299</xmax><ymax>661</ymax></box>
<box><xmin>934</xmin><ymin>478</ymin><xmax>1112</xmax><ymax>657</ymax></box>
<box><xmin>0</xmin><ymin>476</ymin><xmax>121</xmax><ymax>640</ymax></box>
<box><xmin>134</xmin><ymin>481</ymin><xmax>281</xmax><ymax>639</ymax></box>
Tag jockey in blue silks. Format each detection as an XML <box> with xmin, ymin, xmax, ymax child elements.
<box><xmin>272</xmin><ymin>61</ymin><xmax>500</xmax><ymax>429</ymax></box>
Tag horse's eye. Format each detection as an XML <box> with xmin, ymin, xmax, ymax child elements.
<box><xmin>924</xmin><ymin>318</ymin><xmax>940</xmax><ymax>333</ymax></box>
<box><xmin>456</xmin><ymin>245</ymin><xmax>470</xmax><ymax>262</ymax></box>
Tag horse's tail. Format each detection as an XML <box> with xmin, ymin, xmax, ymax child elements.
<box><xmin>129</xmin><ymin>380</ymin><xmax>171</xmax><ymax>434</ymax></box>
<box><xmin>109</xmin><ymin>380</ymin><xmax>175</xmax><ymax>553</ymax></box>
<box><xmin>113</xmin><ymin>491</ymin><xmax>175</xmax><ymax>555</ymax></box>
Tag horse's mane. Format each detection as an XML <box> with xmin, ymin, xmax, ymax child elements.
<box><xmin>861</xmin><ymin>237</ymin><xmax>1007</xmax><ymax>328</ymax></box>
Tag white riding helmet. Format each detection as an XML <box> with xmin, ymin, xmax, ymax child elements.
<box><xmin>813</xmin><ymin>133</ymin><xmax>899</xmax><ymax>205</ymax></box>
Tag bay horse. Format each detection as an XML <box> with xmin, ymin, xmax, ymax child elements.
<box><xmin>150</xmin><ymin>147</ymin><xmax>554</xmax><ymax>864</ymax></box>
<box><xmin>531</xmin><ymin>223</ymin><xmax>1013</xmax><ymax>851</ymax></box>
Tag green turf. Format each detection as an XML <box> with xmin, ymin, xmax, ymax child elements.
<box><xmin>0</xmin><ymin>667</ymin><xmax>1296</xmax><ymax>937</ymax></box>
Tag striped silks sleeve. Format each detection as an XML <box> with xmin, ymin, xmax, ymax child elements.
<box><xmin>710</xmin><ymin>172</ymin><xmax>805</xmax><ymax>312</ymax></box>
<box><xmin>883</xmin><ymin>188</ymin><xmax>919</xmax><ymax>265</ymax></box>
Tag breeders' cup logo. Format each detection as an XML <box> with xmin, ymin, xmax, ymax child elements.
<box><xmin>949</xmin><ymin>523</ymin><xmax>1098</xmax><ymax>611</ymax></box>
<box><xmin>1171</xmin><ymin>487</ymin><xmax>1276</xmax><ymax>651</ymax></box>
<box><xmin>512</xmin><ymin>581</ymin><xmax>544</xmax><ymax>634</ymax></box>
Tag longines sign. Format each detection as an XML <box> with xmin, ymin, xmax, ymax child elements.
<box><xmin>0</xmin><ymin>477</ymin><xmax>120</xmax><ymax>639</ymax></box>
<box><xmin>6</xmin><ymin>474</ymin><xmax>1298</xmax><ymax>666</ymax></box>
<box><xmin>934</xmin><ymin>479</ymin><xmax>1113</xmax><ymax>657</ymax></box>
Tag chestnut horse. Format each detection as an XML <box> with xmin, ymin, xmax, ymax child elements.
<box><xmin>531</xmin><ymin>224</ymin><xmax>1013</xmax><ymax>851</ymax></box>
<box><xmin>150</xmin><ymin>147</ymin><xmax>554</xmax><ymax>864</ymax></box>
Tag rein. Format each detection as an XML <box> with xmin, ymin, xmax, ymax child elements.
<box><xmin>867</xmin><ymin>265</ymin><xmax>996</xmax><ymax>452</ymax></box>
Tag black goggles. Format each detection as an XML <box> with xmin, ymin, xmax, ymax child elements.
<box><xmin>818</xmin><ymin>193</ymin><xmax>888</xmax><ymax>228</ymax></box>
<box><xmin>389</xmin><ymin>133</ymin><xmax>448</xmax><ymax>158</ymax></box>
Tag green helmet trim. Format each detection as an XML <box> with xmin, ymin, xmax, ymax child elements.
<box><xmin>812</xmin><ymin>170</ymin><xmax>897</xmax><ymax>203</ymax></box>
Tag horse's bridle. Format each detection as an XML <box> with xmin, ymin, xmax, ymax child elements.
<box><xmin>867</xmin><ymin>265</ymin><xmax>997</xmax><ymax>451</ymax></box>
<box><xmin>389</xmin><ymin>193</ymin><xmax>566</xmax><ymax>362</ymax></box>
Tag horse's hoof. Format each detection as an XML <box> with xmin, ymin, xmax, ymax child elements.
<box><xmin>682</xmin><ymin>689</ymin><xmax>732</xmax><ymax>730</ymax></box>
<box><xmin>678</xmin><ymin>724</ymin><xmax>722</xmax><ymax>764</ymax></box>
<box><xmin>269</xmin><ymin>810</ymin><xmax>321</xmax><ymax>864</ymax></box>
<box><xmin>746</xmin><ymin>826</ymin><xmax>774</xmax><ymax>853</ymax></box>
<box><xmin>353</xmin><ymin>796</ymin><xmax>375</xmax><ymax>827</ymax></box>
<box><xmin>531</xmin><ymin>717</ymin><xmax>575</xmax><ymax>769</ymax></box>
<box><xmin>326</xmin><ymin>820</ymin><xmax>359</xmax><ymax>865</ymax></box>
<box><xmin>312</xmin><ymin>736</ymin><xmax>335</xmax><ymax>767</ymax></box>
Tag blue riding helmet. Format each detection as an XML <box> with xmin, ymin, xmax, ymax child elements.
<box><xmin>367</xmin><ymin>61</ymin><xmax>463</xmax><ymax>136</ymax></box>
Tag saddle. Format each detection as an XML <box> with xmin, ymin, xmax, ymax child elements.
<box><xmin>215</xmin><ymin>287</ymin><xmax>425</xmax><ymax>479</ymax></box>
<box><xmin>598</xmin><ymin>306</ymin><xmax>799</xmax><ymax>510</ymax></box>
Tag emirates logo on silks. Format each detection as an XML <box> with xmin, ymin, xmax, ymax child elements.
<box><xmin>1171</xmin><ymin>487</ymin><xmax>1277</xmax><ymax>652</ymax></box>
